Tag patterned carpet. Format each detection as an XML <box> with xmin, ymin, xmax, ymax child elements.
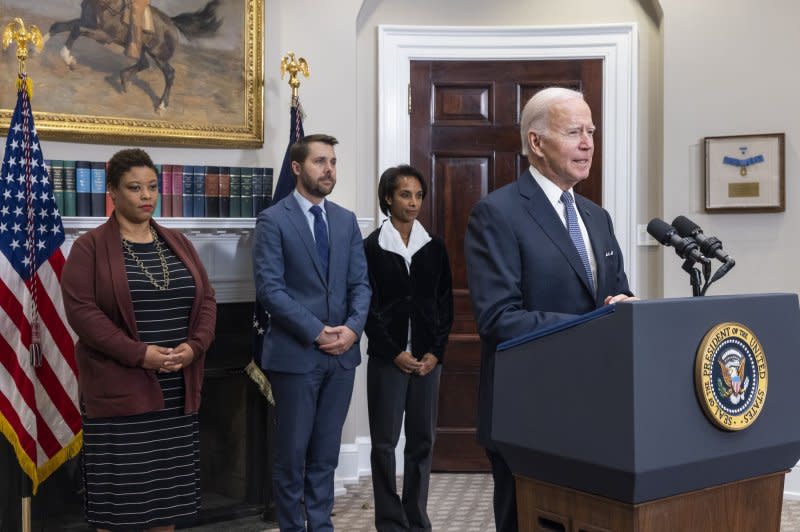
<box><xmin>185</xmin><ymin>473</ymin><xmax>800</xmax><ymax>531</ymax></box>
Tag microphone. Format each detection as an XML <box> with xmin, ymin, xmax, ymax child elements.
<box><xmin>646</xmin><ymin>218</ymin><xmax>710</xmax><ymax>264</ymax></box>
<box><xmin>671</xmin><ymin>215</ymin><xmax>734</xmax><ymax>265</ymax></box>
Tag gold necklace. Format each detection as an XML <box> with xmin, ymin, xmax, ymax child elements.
<box><xmin>121</xmin><ymin>226</ymin><xmax>171</xmax><ymax>291</ymax></box>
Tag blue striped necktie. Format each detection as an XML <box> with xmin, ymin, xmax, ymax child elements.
<box><xmin>309</xmin><ymin>205</ymin><xmax>329</xmax><ymax>278</ymax></box>
<box><xmin>561</xmin><ymin>191</ymin><xmax>594</xmax><ymax>291</ymax></box>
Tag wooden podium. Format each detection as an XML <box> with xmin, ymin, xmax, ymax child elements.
<box><xmin>492</xmin><ymin>294</ymin><xmax>800</xmax><ymax>532</ymax></box>
<box><xmin>516</xmin><ymin>473</ymin><xmax>784</xmax><ymax>532</ymax></box>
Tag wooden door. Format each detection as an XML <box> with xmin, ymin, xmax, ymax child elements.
<box><xmin>410</xmin><ymin>59</ymin><xmax>603</xmax><ymax>471</ymax></box>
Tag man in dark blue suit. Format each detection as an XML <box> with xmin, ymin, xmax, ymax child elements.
<box><xmin>465</xmin><ymin>88</ymin><xmax>636</xmax><ymax>531</ymax></box>
<box><xmin>252</xmin><ymin>134</ymin><xmax>371</xmax><ymax>531</ymax></box>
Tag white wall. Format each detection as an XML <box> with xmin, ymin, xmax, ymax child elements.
<box><xmin>662</xmin><ymin>0</ymin><xmax>799</xmax><ymax>298</ymax></box>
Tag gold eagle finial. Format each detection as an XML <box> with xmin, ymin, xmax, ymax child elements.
<box><xmin>280</xmin><ymin>52</ymin><xmax>310</xmax><ymax>101</ymax></box>
<box><xmin>2</xmin><ymin>18</ymin><xmax>44</xmax><ymax>76</ymax></box>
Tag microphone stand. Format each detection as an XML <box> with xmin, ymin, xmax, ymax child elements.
<box><xmin>682</xmin><ymin>259</ymin><xmax>703</xmax><ymax>297</ymax></box>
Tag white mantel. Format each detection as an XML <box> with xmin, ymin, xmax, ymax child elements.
<box><xmin>62</xmin><ymin>216</ymin><xmax>375</xmax><ymax>304</ymax></box>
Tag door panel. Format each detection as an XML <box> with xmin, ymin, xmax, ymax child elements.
<box><xmin>434</xmin><ymin>84</ymin><xmax>492</xmax><ymax>125</ymax></box>
<box><xmin>410</xmin><ymin>59</ymin><xmax>603</xmax><ymax>471</ymax></box>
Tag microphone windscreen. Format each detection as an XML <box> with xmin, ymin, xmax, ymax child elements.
<box><xmin>646</xmin><ymin>218</ymin><xmax>673</xmax><ymax>244</ymax></box>
<box><xmin>672</xmin><ymin>215</ymin><xmax>699</xmax><ymax>238</ymax></box>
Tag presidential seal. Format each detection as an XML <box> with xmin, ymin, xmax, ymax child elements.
<box><xmin>695</xmin><ymin>322</ymin><xmax>767</xmax><ymax>431</ymax></box>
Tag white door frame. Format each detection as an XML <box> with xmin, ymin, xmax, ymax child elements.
<box><xmin>377</xmin><ymin>23</ymin><xmax>639</xmax><ymax>289</ymax></box>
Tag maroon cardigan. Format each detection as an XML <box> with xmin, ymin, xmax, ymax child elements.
<box><xmin>61</xmin><ymin>214</ymin><xmax>216</xmax><ymax>419</ymax></box>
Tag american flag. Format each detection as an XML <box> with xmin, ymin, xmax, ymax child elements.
<box><xmin>271</xmin><ymin>98</ymin><xmax>305</xmax><ymax>203</ymax></box>
<box><xmin>0</xmin><ymin>76</ymin><xmax>82</xmax><ymax>494</ymax></box>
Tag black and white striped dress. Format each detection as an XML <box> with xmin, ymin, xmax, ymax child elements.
<box><xmin>82</xmin><ymin>236</ymin><xmax>200</xmax><ymax>531</ymax></box>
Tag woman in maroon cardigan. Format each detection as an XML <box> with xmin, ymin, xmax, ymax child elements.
<box><xmin>61</xmin><ymin>149</ymin><xmax>216</xmax><ymax>532</ymax></box>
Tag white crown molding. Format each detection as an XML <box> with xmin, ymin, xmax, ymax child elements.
<box><xmin>378</xmin><ymin>23</ymin><xmax>639</xmax><ymax>290</ymax></box>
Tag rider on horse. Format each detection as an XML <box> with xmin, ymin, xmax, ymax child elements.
<box><xmin>124</xmin><ymin>0</ymin><xmax>153</xmax><ymax>58</ymax></box>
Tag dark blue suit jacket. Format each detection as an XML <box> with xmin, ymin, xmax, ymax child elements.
<box><xmin>464</xmin><ymin>170</ymin><xmax>631</xmax><ymax>448</ymax></box>
<box><xmin>252</xmin><ymin>193</ymin><xmax>371</xmax><ymax>374</ymax></box>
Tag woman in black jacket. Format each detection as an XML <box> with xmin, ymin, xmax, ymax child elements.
<box><xmin>364</xmin><ymin>165</ymin><xmax>454</xmax><ymax>532</ymax></box>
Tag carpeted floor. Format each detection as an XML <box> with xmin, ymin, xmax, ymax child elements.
<box><xmin>185</xmin><ymin>473</ymin><xmax>800</xmax><ymax>531</ymax></box>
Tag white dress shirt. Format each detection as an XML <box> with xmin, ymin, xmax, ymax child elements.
<box><xmin>377</xmin><ymin>218</ymin><xmax>432</xmax><ymax>352</ymax></box>
<box><xmin>293</xmin><ymin>189</ymin><xmax>328</xmax><ymax>242</ymax></box>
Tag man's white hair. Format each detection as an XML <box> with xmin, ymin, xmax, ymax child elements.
<box><xmin>520</xmin><ymin>87</ymin><xmax>585</xmax><ymax>157</ymax></box>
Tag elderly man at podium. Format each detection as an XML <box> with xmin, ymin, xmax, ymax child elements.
<box><xmin>464</xmin><ymin>87</ymin><xmax>635</xmax><ymax>532</ymax></box>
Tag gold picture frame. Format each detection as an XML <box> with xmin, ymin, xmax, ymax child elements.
<box><xmin>1</xmin><ymin>0</ymin><xmax>263</xmax><ymax>148</ymax></box>
<box><xmin>704</xmin><ymin>133</ymin><xmax>784</xmax><ymax>213</ymax></box>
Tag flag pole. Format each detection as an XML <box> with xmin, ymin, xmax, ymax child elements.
<box><xmin>20</xmin><ymin>468</ymin><xmax>33</xmax><ymax>532</ymax></box>
<box><xmin>246</xmin><ymin>52</ymin><xmax>310</xmax><ymax>402</ymax></box>
<box><xmin>2</xmin><ymin>17</ymin><xmax>44</xmax><ymax>532</ymax></box>
<box><xmin>21</xmin><ymin>497</ymin><xmax>31</xmax><ymax>532</ymax></box>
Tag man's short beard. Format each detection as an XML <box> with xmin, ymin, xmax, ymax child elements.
<box><xmin>300</xmin><ymin>174</ymin><xmax>333</xmax><ymax>198</ymax></box>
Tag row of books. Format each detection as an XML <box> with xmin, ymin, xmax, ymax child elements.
<box><xmin>46</xmin><ymin>160</ymin><xmax>274</xmax><ymax>218</ymax></box>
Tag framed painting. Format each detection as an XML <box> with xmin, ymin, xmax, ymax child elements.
<box><xmin>0</xmin><ymin>0</ymin><xmax>263</xmax><ymax>147</ymax></box>
<box><xmin>704</xmin><ymin>133</ymin><xmax>785</xmax><ymax>213</ymax></box>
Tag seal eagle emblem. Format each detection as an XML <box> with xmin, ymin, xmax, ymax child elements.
<box><xmin>717</xmin><ymin>349</ymin><xmax>749</xmax><ymax>404</ymax></box>
<box><xmin>695</xmin><ymin>322</ymin><xmax>767</xmax><ymax>431</ymax></box>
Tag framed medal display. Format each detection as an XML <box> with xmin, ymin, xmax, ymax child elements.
<box><xmin>704</xmin><ymin>133</ymin><xmax>785</xmax><ymax>213</ymax></box>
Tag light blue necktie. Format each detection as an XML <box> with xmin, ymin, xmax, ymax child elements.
<box><xmin>561</xmin><ymin>191</ymin><xmax>594</xmax><ymax>292</ymax></box>
<box><xmin>309</xmin><ymin>205</ymin><xmax>329</xmax><ymax>279</ymax></box>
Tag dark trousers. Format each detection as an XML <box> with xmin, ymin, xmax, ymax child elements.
<box><xmin>269</xmin><ymin>358</ymin><xmax>356</xmax><ymax>532</ymax></box>
<box><xmin>367</xmin><ymin>356</ymin><xmax>442</xmax><ymax>532</ymax></box>
<box><xmin>486</xmin><ymin>448</ymin><xmax>518</xmax><ymax>532</ymax></box>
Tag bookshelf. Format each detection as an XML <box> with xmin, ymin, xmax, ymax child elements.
<box><xmin>48</xmin><ymin>160</ymin><xmax>274</xmax><ymax>220</ymax></box>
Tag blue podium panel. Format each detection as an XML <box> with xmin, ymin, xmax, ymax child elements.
<box><xmin>493</xmin><ymin>293</ymin><xmax>800</xmax><ymax>503</ymax></box>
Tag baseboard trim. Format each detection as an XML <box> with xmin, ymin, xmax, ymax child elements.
<box><xmin>783</xmin><ymin>466</ymin><xmax>800</xmax><ymax>500</ymax></box>
<box><xmin>335</xmin><ymin>435</ymin><xmax>407</xmax><ymax>495</ymax></box>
